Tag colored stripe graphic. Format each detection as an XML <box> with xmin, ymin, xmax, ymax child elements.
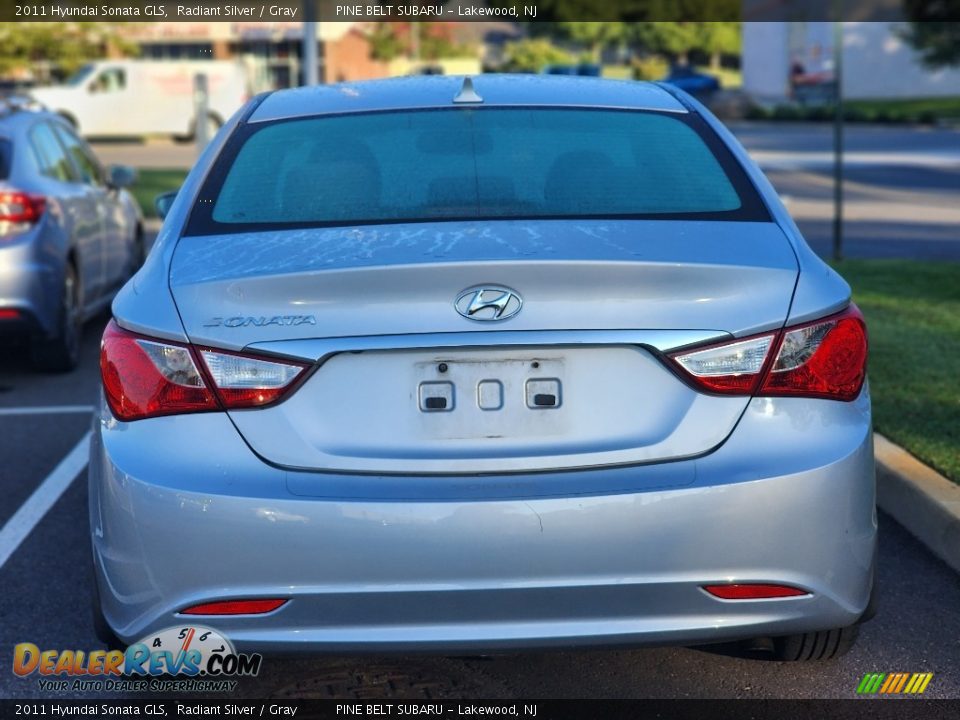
<box><xmin>857</xmin><ymin>672</ymin><xmax>932</xmax><ymax>695</ymax></box>
<box><xmin>857</xmin><ymin>673</ymin><xmax>886</xmax><ymax>694</ymax></box>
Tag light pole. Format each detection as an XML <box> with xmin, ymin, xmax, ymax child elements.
<box><xmin>302</xmin><ymin>1</ymin><xmax>318</xmax><ymax>86</ymax></box>
<box><xmin>832</xmin><ymin>16</ymin><xmax>844</xmax><ymax>262</ymax></box>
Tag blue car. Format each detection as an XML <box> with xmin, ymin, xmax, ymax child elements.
<box><xmin>92</xmin><ymin>76</ymin><xmax>874</xmax><ymax>661</ymax></box>
<box><xmin>662</xmin><ymin>66</ymin><xmax>721</xmax><ymax>96</ymax></box>
<box><xmin>0</xmin><ymin>99</ymin><xmax>142</xmax><ymax>370</ymax></box>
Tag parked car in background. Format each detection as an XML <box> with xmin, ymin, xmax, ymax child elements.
<box><xmin>661</xmin><ymin>66</ymin><xmax>721</xmax><ymax>96</ymax></box>
<box><xmin>29</xmin><ymin>60</ymin><xmax>249</xmax><ymax>140</ymax></box>
<box><xmin>93</xmin><ymin>75</ymin><xmax>874</xmax><ymax>660</ymax></box>
<box><xmin>543</xmin><ymin>63</ymin><xmax>602</xmax><ymax>77</ymax></box>
<box><xmin>0</xmin><ymin>99</ymin><xmax>142</xmax><ymax>371</ymax></box>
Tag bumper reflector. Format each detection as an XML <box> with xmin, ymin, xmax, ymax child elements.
<box><xmin>703</xmin><ymin>584</ymin><xmax>810</xmax><ymax>600</ymax></box>
<box><xmin>180</xmin><ymin>599</ymin><xmax>287</xmax><ymax>615</ymax></box>
<box><xmin>0</xmin><ymin>309</ymin><xmax>20</xmax><ymax>320</ymax></box>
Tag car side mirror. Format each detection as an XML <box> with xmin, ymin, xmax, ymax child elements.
<box><xmin>106</xmin><ymin>164</ymin><xmax>137</xmax><ymax>190</ymax></box>
<box><xmin>154</xmin><ymin>190</ymin><xmax>178</xmax><ymax>220</ymax></box>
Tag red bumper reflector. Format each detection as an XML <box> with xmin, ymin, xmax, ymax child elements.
<box><xmin>180</xmin><ymin>599</ymin><xmax>287</xmax><ymax>615</ymax></box>
<box><xmin>0</xmin><ymin>309</ymin><xmax>20</xmax><ymax>320</ymax></box>
<box><xmin>703</xmin><ymin>584</ymin><xmax>810</xmax><ymax>600</ymax></box>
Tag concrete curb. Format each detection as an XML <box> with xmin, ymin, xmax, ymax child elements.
<box><xmin>875</xmin><ymin>433</ymin><xmax>960</xmax><ymax>574</ymax></box>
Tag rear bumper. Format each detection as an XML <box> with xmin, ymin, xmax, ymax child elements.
<box><xmin>89</xmin><ymin>389</ymin><xmax>876</xmax><ymax>652</ymax></box>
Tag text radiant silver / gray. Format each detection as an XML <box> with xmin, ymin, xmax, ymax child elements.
<box><xmin>91</xmin><ymin>76</ymin><xmax>876</xmax><ymax>662</ymax></box>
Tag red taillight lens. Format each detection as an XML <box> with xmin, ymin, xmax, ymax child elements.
<box><xmin>0</xmin><ymin>191</ymin><xmax>45</xmax><ymax>224</ymax></box>
<box><xmin>100</xmin><ymin>321</ymin><xmax>307</xmax><ymax>421</ymax></box>
<box><xmin>0</xmin><ymin>309</ymin><xmax>20</xmax><ymax>320</ymax></box>
<box><xmin>180</xmin><ymin>599</ymin><xmax>287</xmax><ymax>616</ymax></box>
<box><xmin>669</xmin><ymin>304</ymin><xmax>867</xmax><ymax>402</ymax></box>
<box><xmin>760</xmin><ymin>305</ymin><xmax>867</xmax><ymax>401</ymax></box>
<box><xmin>703</xmin><ymin>584</ymin><xmax>810</xmax><ymax>600</ymax></box>
<box><xmin>100</xmin><ymin>321</ymin><xmax>219</xmax><ymax>421</ymax></box>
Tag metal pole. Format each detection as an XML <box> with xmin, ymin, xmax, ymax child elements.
<box><xmin>302</xmin><ymin>0</ymin><xmax>318</xmax><ymax>86</ymax></box>
<box><xmin>832</xmin><ymin>17</ymin><xmax>844</xmax><ymax>262</ymax></box>
<box><xmin>193</xmin><ymin>73</ymin><xmax>209</xmax><ymax>158</ymax></box>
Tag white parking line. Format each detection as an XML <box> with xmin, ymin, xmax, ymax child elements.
<box><xmin>0</xmin><ymin>405</ymin><xmax>95</xmax><ymax>416</ymax></box>
<box><xmin>0</xmin><ymin>430</ymin><xmax>92</xmax><ymax>570</ymax></box>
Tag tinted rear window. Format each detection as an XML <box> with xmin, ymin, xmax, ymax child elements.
<box><xmin>194</xmin><ymin>108</ymin><xmax>768</xmax><ymax>233</ymax></box>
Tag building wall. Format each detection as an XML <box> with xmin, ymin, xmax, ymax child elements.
<box><xmin>322</xmin><ymin>30</ymin><xmax>389</xmax><ymax>83</ymax></box>
<box><xmin>843</xmin><ymin>22</ymin><xmax>960</xmax><ymax>99</ymax></box>
<box><xmin>742</xmin><ymin>22</ymin><xmax>791</xmax><ymax>103</ymax></box>
<box><xmin>743</xmin><ymin>20</ymin><xmax>960</xmax><ymax>102</ymax></box>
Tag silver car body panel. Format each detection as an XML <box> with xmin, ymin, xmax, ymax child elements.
<box><xmin>90</xmin><ymin>387</ymin><xmax>875</xmax><ymax>649</ymax></box>
<box><xmin>169</xmin><ymin>221</ymin><xmax>798</xmax><ymax>348</ymax></box>
<box><xmin>251</xmin><ymin>75</ymin><xmax>688</xmax><ymax>124</ymax></box>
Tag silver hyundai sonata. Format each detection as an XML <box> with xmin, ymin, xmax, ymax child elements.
<box><xmin>91</xmin><ymin>76</ymin><xmax>875</xmax><ymax>661</ymax></box>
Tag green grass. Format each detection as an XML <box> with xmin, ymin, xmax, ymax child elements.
<box><xmin>845</xmin><ymin>96</ymin><xmax>960</xmax><ymax>120</ymax></box>
<box><xmin>131</xmin><ymin>168</ymin><xmax>188</xmax><ymax>218</ymax></box>
<box><xmin>833</xmin><ymin>259</ymin><xmax>960</xmax><ymax>483</ymax></box>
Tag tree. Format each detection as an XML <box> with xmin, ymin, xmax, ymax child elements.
<box><xmin>367</xmin><ymin>22</ymin><xmax>408</xmax><ymax>62</ymax></box>
<box><xmin>503</xmin><ymin>39</ymin><xmax>576</xmax><ymax>73</ymax></box>
<box><xmin>695</xmin><ymin>22</ymin><xmax>740</xmax><ymax>69</ymax></box>
<box><xmin>630</xmin><ymin>23</ymin><xmax>699</xmax><ymax>65</ymax></box>
<box><xmin>554</xmin><ymin>22</ymin><xmax>627</xmax><ymax>60</ymax></box>
<box><xmin>0</xmin><ymin>23</ymin><xmax>138</xmax><ymax>77</ymax></box>
<box><xmin>898</xmin><ymin>8</ymin><xmax>960</xmax><ymax>68</ymax></box>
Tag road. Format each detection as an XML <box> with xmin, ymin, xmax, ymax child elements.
<box><xmin>94</xmin><ymin>122</ymin><xmax>960</xmax><ymax>262</ymax></box>
<box><xmin>1</xmin><ymin>317</ymin><xmax>960</xmax><ymax>702</ymax></box>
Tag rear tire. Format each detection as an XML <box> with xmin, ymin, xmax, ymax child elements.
<box><xmin>772</xmin><ymin>624</ymin><xmax>860</xmax><ymax>661</ymax></box>
<box><xmin>31</xmin><ymin>263</ymin><xmax>82</xmax><ymax>372</ymax></box>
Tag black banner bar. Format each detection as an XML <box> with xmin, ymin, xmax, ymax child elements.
<box><xmin>1</xmin><ymin>0</ymin><xmax>958</xmax><ymax>23</ymax></box>
<box><xmin>1</xmin><ymin>700</ymin><xmax>960</xmax><ymax>720</ymax></box>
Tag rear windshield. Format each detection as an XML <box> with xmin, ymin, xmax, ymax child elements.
<box><xmin>193</xmin><ymin>108</ymin><xmax>768</xmax><ymax>233</ymax></box>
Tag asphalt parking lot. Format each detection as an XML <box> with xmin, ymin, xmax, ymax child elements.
<box><xmin>1</xmin><ymin>317</ymin><xmax>960</xmax><ymax>702</ymax></box>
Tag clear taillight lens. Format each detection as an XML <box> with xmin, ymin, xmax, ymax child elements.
<box><xmin>670</xmin><ymin>304</ymin><xmax>868</xmax><ymax>401</ymax></box>
<box><xmin>672</xmin><ymin>334</ymin><xmax>775</xmax><ymax>394</ymax></box>
<box><xmin>100</xmin><ymin>321</ymin><xmax>308</xmax><ymax>421</ymax></box>
<box><xmin>200</xmin><ymin>350</ymin><xmax>306</xmax><ymax>408</ymax></box>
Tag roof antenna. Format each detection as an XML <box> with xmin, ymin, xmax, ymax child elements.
<box><xmin>453</xmin><ymin>77</ymin><xmax>483</xmax><ymax>104</ymax></box>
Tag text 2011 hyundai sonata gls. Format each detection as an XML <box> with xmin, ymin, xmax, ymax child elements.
<box><xmin>91</xmin><ymin>75</ymin><xmax>875</xmax><ymax>661</ymax></box>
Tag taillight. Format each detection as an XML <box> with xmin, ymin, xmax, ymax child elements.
<box><xmin>703</xmin><ymin>584</ymin><xmax>810</xmax><ymax>600</ymax></box>
<box><xmin>760</xmin><ymin>305</ymin><xmax>867</xmax><ymax>401</ymax></box>
<box><xmin>100</xmin><ymin>320</ymin><xmax>307</xmax><ymax>421</ymax></box>
<box><xmin>669</xmin><ymin>304</ymin><xmax>867</xmax><ymax>401</ymax></box>
<box><xmin>0</xmin><ymin>190</ymin><xmax>45</xmax><ymax>234</ymax></box>
<box><xmin>671</xmin><ymin>333</ymin><xmax>775</xmax><ymax>394</ymax></box>
<box><xmin>180</xmin><ymin>599</ymin><xmax>287</xmax><ymax>616</ymax></box>
<box><xmin>199</xmin><ymin>349</ymin><xmax>307</xmax><ymax>408</ymax></box>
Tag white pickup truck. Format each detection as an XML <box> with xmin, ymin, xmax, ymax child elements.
<box><xmin>30</xmin><ymin>60</ymin><xmax>250</xmax><ymax>139</ymax></box>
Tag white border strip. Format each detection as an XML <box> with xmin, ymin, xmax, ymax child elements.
<box><xmin>0</xmin><ymin>405</ymin><xmax>94</xmax><ymax>416</ymax></box>
<box><xmin>0</xmin><ymin>431</ymin><xmax>91</xmax><ymax>570</ymax></box>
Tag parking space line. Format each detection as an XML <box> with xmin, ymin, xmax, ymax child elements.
<box><xmin>0</xmin><ymin>430</ymin><xmax>92</xmax><ymax>570</ymax></box>
<box><xmin>0</xmin><ymin>405</ymin><xmax>95</xmax><ymax>416</ymax></box>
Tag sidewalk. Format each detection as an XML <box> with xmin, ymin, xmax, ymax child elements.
<box><xmin>876</xmin><ymin>434</ymin><xmax>960</xmax><ymax>574</ymax></box>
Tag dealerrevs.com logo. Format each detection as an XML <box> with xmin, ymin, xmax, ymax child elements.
<box><xmin>13</xmin><ymin>625</ymin><xmax>262</xmax><ymax>693</ymax></box>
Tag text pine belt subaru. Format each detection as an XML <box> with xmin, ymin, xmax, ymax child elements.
<box><xmin>92</xmin><ymin>76</ymin><xmax>876</xmax><ymax>661</ymax></box>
